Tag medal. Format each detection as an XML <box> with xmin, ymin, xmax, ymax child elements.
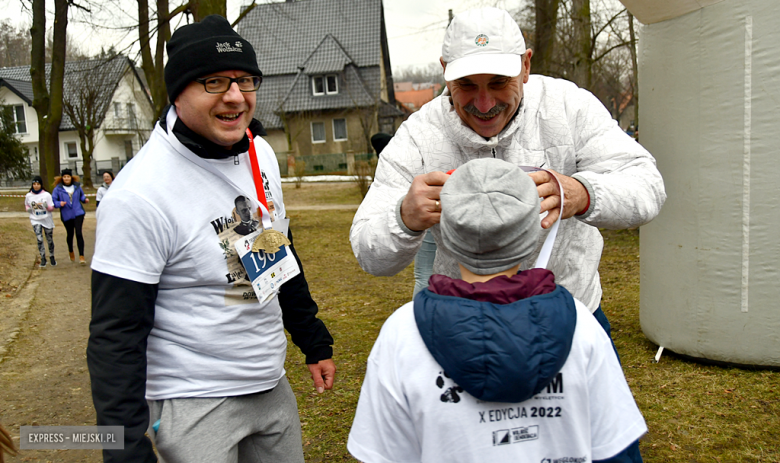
<box><xmin>251</xmin><ymin>228</ymin><xmax>291</xmax><ymax>254</ymax></box>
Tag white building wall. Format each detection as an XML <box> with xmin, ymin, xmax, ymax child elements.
<box><xmin>0</xmin><ymin>63</ymin><xmax>153</xmax><ymax>183</ymax></box>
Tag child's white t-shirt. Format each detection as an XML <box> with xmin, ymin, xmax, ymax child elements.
<box><xmin>25</xmin><ymin>190</ymin><xmax>55</xmax><ymax>229</ymax></box>
<box><xmin>348</xmin><ymin>299</ymin><xmax>647</xmax><ymax>463</ymax></box>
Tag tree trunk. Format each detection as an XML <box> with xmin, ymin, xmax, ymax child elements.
<box><xmin>190</xmin><ymin>0</ymin><xmax>226</xmax><ymax>21</ymax></box>
<box><xmin>628</xmin><ymin>12</ymin><xmax>639</xmax><ymax>133</ymax></box>
<box><xmin>138</xmin><ymin>0</ymin><xmax>171</xmax><ymax>121</ymax></box>
<box><xmin>30</xmin><ymin>0</ymin><xmax>67</xmax><ymax>191</ymax></box>
<box><xmin>137</xmin><ymin>0</ymin><xmax>228</xmax><ymax>121</ymax></box>
<box><xmin>532</xmin><ymin>0</ymin><xmax>560</xmax><ymax>77</ymax></box>
<box><xmin>571</xmin><ymin>0</ymin><xmax>592</xmax><ymax>89</ymax></box>
<box><xmin>78</xmin><ymin>128</ymin><xmax>95</xmax><ymax>189</ymax></box>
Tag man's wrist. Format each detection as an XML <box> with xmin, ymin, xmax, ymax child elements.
<box><xmin>571</xmin><ymin>174</ymin><xmax>594</xmax><ymax>217</ymax></box>
<box><xmin>396</xmin><ymin>195</ymin><xmax>424</xmax><ymax>236</ymax></box>
<box><xmin>305</xmin><ymin>345</ymin><xmax>333</xmax><ymax>364</ymax></box>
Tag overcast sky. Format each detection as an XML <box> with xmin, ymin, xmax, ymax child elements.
<box><xmin>0</xmin><ymin>0</ymin><xmax>519</xmax><ymax>72</ymax></box>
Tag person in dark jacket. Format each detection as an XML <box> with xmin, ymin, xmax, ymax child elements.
<box><xmin>88</xmin><ymin>16</ymin><xmax>334</xmax><ymax>463</ymax></box>
<box><xmin>348</xmin><ymin>158</ymin><xmax>646</xmax><ymax>463</ymax></box>
<box><xmin>51</xmin><ymin>168</ymin><xmax>88</xmax><ymax>265</ymax></box>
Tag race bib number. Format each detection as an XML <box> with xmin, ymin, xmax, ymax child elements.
<box><xmin>234</xmin><ymin>219</ymin><xmax>300</xmax><ymax>301</ymax></box>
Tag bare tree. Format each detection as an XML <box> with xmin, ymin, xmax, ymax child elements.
<box><xmin>532</xmin><ymin>0</ymin><xmax>561</xmax><ymax>76</ymax></box>
<box><xmin>570</xmin><ymin>0</ymin><xmax>592</xmax><ymax>88</ymax></box>
<box><xmin>0</xmin><ymin>21</ymin><xmax>32</xmax><ymax>67</ymax></box>
<box><xmin>392</xmin><ymin>62</ymin><xmax>444</xmax><ymax>86</ymax></box>
<box><xmin>63</xmin><ymin>58</ymin><xmax>125</xmax><ymax>188</ymax></box>
<box><xmin>30</xmin><ymin>0</ymin><xmax>68</xmax><ymax>190</ymax></box>
<box><xmin>628</xmin><ymin>11</ymin><xmax>638</xmax><ymax>131</ymax></box>
<box><xmin>137</xmin><ymin>0</ymin><xmax>228</xmax><ymax>121</ymax></box>
<box><xmin>46</xmin><ymin>30</ymin><xmax>90</xmax><ymax>63</ymax></box>
<box><xmin>138</xmin><ymin>0</ymin><xmax>175</xmax><ymax>121</ymax></box>
<box><xmin>188</xmin><ymin>0</ymin><xmax>226</xmax><ymax>21</ymax></box>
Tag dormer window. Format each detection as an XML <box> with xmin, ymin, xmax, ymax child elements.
<box><xmin>312</xmin><ymin>75</ymin><xmax>338</xmax><ymax>96</ymax></box>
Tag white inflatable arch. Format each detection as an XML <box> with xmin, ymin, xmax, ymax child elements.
<box><xmin>625</xmin><ymin>0</ymin><xmax>780</xmax><ymax>366</ymax></box>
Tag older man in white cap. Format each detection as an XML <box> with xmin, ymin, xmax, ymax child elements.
<box><xmin>350</xmin><ymin>7</ymin><xmax>666</xmax><ymax>341</ymax></box>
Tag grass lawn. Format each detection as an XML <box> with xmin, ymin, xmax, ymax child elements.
<box><xmin>1</xmin><ymin>182</ymin><xmax>777</xmax><ymax>461</ymax></box>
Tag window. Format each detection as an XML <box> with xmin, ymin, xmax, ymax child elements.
<box><xmin>326</xmin><ymin>75</ymin><xmax>338</xmax><ymax>94</ymax></box>
<box><xmin>10</xmin><ymin>105</ymin><xmax>26</xmax><ymax>134</ymax></box>
<box><xmin>333</xmin><ymin>118</ymin><xmax>347</xmax><ymax>141</ymax></box>
<box><xmin>311</xmin><ymin>122</ymin><xmax>326</xmax><ymax>143</ymax></box>
<box><xmin>312</xmin><ymin>77</ymin><xmax>325</xmax><ymax>96</ymax></box>
<box><xmin>312</xmin><ymin>75</ymin><xmax>338</xmax><ymax>95</ymax></box>
<box><xmin>127</xmin><ymin>103</ymin><xmax>137</xmax><ymax>128</ymax></box>
<box><xmin>114</xmin><ymin>102</ymin><xmax>122</xmax><ymax>118</ymax></box>
<box><xmin>379</xmin><ymin>117</ymin><xmax>395</xmax><ymax>135</ymax></box>
<box><xmin>124</xmin><ymin>140</ymin><xmax>134</xmax><ymax>160</ymax></box>
<box><xmin>65</xmin><ymin>142</ymin><xmax>78</xmax><ymax>159</ymax></box>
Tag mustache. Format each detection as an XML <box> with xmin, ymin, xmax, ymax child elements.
<box><xmin>462</xmin><ymin>102</ymin><xmax>509</xmax><ymax>118</ymax></box>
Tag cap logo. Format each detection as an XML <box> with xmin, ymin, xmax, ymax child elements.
<box><xmin>216</xmin><ymin>41</ymin><xmax>243</xmax><ymax>53</ymax></box>
<box><xmin>475</xmin><ymin>34</ymin><xmax>489</xmax><ymax>47</ymax></box>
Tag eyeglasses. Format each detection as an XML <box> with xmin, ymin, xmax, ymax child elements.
<box><xmin>194</xmin><ymin>75</ymin><xmax>262</xmax><ymax>94</ymax></box>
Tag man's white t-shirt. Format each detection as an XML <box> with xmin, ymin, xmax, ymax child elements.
<box><xmin>348</xmin><ymin>300</ymin><xmax>647</xmax><ymax>463</ymax></box>
<box><xmin>25</xmin><ymin>190</ymin><xmax>55</xmax><ymax>229</ymax></box>
<box><xmin>92</xmin><ymin>113</ymin><xmax>288</xmax><ymax>400</ymax></box>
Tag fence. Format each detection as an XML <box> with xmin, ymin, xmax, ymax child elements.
<box><xmin>278</xmin><ymin>152</ymin><xmax>376</xmax><ymax>177</ymax></box>
<box><xmin>3</xmin><ymin>151</ymin><xmax>375</xmax><ymax>187</ymax></box>
<box><xmin>0</xmin><ymin>158</ymin><xmax>127</xmax><ymax>188</ymax></box>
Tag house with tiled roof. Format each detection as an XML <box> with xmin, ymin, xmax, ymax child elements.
<box><xmin>238</xmin><ymin>0</ymin><xmax>403</xmax><ymax>169</ymax></box>
<box><xmin>395</xmin><ymin>82</ymin><xmax>443</xmax><ymax>114</ymax></box>
<box><xmin>0</xmin><ymin>56</ymin><xmax>153</xmax><ymax>181</ymax></box>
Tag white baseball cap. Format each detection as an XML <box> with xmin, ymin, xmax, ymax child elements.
<box><xmin>441</xmin><ymin>7</ymin><xmax>527</xmax><ymax>82</ymax></box>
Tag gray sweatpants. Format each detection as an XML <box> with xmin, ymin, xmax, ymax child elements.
<box><xmin>148</xmin><ymin>376</ymin><xmax>305</xmax><ymax>463</ymax></box>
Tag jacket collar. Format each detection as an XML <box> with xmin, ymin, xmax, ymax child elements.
<box><xmin>158</xmin><ymin>104</ymin><xmax>267</xmax><ymax>160</ymax></box>
<box><xmin>428</xmin><ymin>269</ymin><xmax>556</xmax><ymax>303</ymax></box>
<box><xmin>414</xmin><ymin>270</ymin><xmax>576</xmax><ymax>403</ymax></box>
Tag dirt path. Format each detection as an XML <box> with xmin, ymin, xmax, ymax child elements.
<box><xmin>0</xmin><ymin>218</ymin><xmax>101</xmax><ymax>463</ymax></box>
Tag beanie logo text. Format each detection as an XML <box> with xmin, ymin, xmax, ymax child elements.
<box><xmin>216</xmin><ymin>41</ymin><xmax>243</xmax><ymax>53</ymax></box>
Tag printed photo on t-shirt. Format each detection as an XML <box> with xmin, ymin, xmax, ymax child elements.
<box><xmin>208</xmin><ymin>195</ymin><xmax>266</xmax><ymax>306</ymax></box>
<box><xmin>30</xmin><ymin>200</ymin><xmax>48</xmax><ymax>216</ymax></box>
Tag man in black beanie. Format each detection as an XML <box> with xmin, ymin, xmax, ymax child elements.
<box><xmin>88</xmin><ymin>15</ymin><xmax>335</xmax><ymax>463</ymax></box>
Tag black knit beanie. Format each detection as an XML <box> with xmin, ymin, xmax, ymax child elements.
<box><xmin>31</xmin><ymin>175</ymin><xmax>43</xmax><ymax>192</ymax></box>
<box><xmin>165</xmin><ymin>15</ymin><xmax>263</xmax><ymax>104</ymax></box>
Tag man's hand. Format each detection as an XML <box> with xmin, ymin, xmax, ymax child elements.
<box><xmin>307</xmin><ymin>359</ymin><xmax>335</xmax><ymax>394</ymax></box>
<box><xmin>400</xmin><ymin>171</ymin><xmax>451</xmax><ymax>232</ymax></box>
<box><xmin>60</xmin><ymin>201</ymin><xmax>66</xmax><ymax>207</ymax></box>
<box><xmin>84</xmin><ymin>198</ymin><xmax>89</xmax><ymax>203</ymax></box>
<box><xmin>528</xmin><ymin>169</ymin><xmax>589</xmax><ymax>229</ymax></box>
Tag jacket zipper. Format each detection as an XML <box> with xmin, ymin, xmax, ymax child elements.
<box><xmin>491</xmin><ymin>148</ymin><xmax>496</xmax><ymax>158</ymax></box>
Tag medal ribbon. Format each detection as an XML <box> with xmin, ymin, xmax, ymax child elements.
<box><xmin>517</xmin><ymin>166</ymin><xmax>563</xmax><ymax>270</ymax></box>
<box><xmin>246</xmin><ymin>128</ymin><xmax>270</xmax><ymax>218</ymax></box>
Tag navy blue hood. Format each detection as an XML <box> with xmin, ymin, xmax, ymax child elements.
<box><xmin>413</xmin><ymin>283</ymin><xmax>577</xmax><ymax>403</ymax></box>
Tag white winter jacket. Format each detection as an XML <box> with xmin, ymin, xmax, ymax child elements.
<box><xmin>350</xmin><ymin>75</ymin><xmax>666</xmax><ymax>311</ymax></box>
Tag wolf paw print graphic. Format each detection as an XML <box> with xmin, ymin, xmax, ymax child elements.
<box><xmin>436</xmin><ymin>371</ymin><xmax>464</xmax><ymax>403</ymax></box>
